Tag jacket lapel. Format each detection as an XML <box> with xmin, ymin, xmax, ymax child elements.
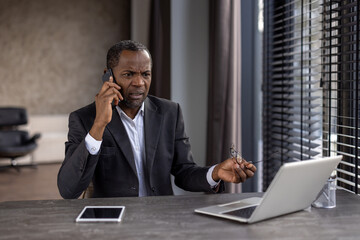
<box><xmin>144</xmin><ymin>98</ymin><xmax>163</xmax><ymax>176</ymax></box>
<box><xmin>106</xmin><ymin>108</ymin><xmax>137</xmax><ymax>176</ymax></box>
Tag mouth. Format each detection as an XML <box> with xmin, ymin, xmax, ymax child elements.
<box><xmin>128</xmin><ymin>92</ymin><xmax>144</xmax><ymax>100</ymax></box>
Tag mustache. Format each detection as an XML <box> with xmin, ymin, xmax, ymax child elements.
<box><xmin>119</xmin><ymin>89</ymin><xmax>147</xmax><ymax>109</ymax></box>
<box><xmin>128</xmin><ymin>90</ymin><xmax>145</xmax><ymax>94</ymax></box>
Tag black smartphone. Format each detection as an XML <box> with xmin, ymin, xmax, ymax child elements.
<box><xmin>101</xmin><ymin>68</ymin><xmax>122</xmax><ymax>106</ymax></box>
<box><xmin>102</xmin><ymin>68</ymin><xmax>113</xmax><ymax>83</ymax></box>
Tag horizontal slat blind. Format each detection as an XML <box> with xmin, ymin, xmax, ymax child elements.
<box><xmin>263</xmin><ymin>0</ymin><xmax>323</xmax><ymax>189</ymax></box>
<box><xmin>322</xmin><ymin>0</ymin><xmax>360</xmax><ymax>194</ymax></box>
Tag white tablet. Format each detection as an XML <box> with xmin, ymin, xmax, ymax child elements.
<box><xmin>75</xmin><ymin>206</ymin><xmax>125</xmax><ymax>223</ymax></box>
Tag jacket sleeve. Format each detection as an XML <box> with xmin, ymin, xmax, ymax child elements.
<box><xmin>57</xmin><ymin>111</ymin><xmax>100</xmax><ymax>199</ymax></box>
<box><xmin>171</xmin><ymin>104</ymin><xmax>224</xmax><ymax>193</ymax></box>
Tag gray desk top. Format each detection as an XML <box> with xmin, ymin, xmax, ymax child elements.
<box><xmin>0</xmin><ymin>190</ymin><xmax>359</xmax><ymax>240</ymax></box>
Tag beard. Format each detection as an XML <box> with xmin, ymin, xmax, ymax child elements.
<box><xmin>121</xmin><ymin>98</ymin><xmax>144</xmax><ymax>109</ymax></box>
<box><xmin>120</xmin><ymin>93</ymin><xmax>147</xmax><ymax>109</ymax></box>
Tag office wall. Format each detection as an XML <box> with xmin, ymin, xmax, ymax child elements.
<box><xmin>0</xmin><ymin>0</ymin><xmax>130</xmax><ymax>163</ymax></box>
<box><xmin>131</xmin><ymin>0</ymin><xmax>151</xmax><ymax>47</ymax></box>
<box><xmin>241</xmin><ymin>0</ymin><xmax>262</xmax><ymax>192</ymax></box>
<box><xmin>170</xmin><ymin>0</ymin><xmax>208</xmax><ymax>195</ymax></box>
<box><xmin>171</xmin><ymin>0</ymin><xmax>208</xmax><ymax>167</ymax></box>
<box><xmin>0</xmin><ymin>0</ymin><xmax>130</xmax><ymax>115</ymax></box>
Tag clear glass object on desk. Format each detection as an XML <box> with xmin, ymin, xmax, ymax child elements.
<box><xmin>312</xmin><ymin>175</ymin><xmax>336</xmax><ymax>208</ymax></box>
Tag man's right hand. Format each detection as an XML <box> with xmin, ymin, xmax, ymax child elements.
<box><xmin>89</xmin><ymin>76</ymin><xmax>123</xmax><ymax>140</ymax></box>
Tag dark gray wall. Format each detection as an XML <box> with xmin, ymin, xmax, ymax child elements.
<box><xmin>171</xmin><ymin>0</ymin><xmax>208</xmax><ymax>167</ymax></box>
<box><xmin>0</xmin><ymin>0</ymin><xmax>130</xmax><ymax>114</ymax></box>
<box><xmin>241</xmin><ymin>0</ymin><xmax>262</xmax><ymax>192</ymax></box>
<box><xmin>170</xmin><ymin>0</ymin><xmax>208</xmax><ymax>195</ymax></box>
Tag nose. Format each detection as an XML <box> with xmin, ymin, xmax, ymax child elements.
<box><xmin>132</xmin><ymin>73</ymin><xmax>145</xmax><ymax>87</ymax></box>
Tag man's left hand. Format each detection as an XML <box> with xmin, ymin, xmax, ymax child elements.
<box><xmin>212</xmin><ymin>158</ymin><xmax>257</xmax><ymax>183</ymax></box>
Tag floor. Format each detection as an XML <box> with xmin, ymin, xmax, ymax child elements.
<box><xmin>0</xmin><ymin>163</ymin><xmax>62</xmax><ymax>202</ymax></box>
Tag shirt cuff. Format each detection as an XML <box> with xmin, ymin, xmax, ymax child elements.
<box><xmin>85</xmin><ymin>133</ymin><xmax>102</xmax><ymax>155</ymax></box>
<box><xmin>207</xmin><ymin>165</ymin><xmax>220</xmax><ymax>187</ymax></box>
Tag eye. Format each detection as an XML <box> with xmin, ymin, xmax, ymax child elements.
<box><xmin>122</xmin><ymin>72</ymin><xmax>132</xmax><ymax>77</ymax></box>
<box><xmin>142</xmin><ymin>72</ymin><xmax>151</xmax><ymax>78</ymax></box>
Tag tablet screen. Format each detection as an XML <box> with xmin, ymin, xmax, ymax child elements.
<box><xmin>76</xmin><ymin>206</ymin><xmax>125</xmax><ymax>222</ymax></box>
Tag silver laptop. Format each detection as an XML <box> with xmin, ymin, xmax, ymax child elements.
<box><xmin>195</xmin><ymin>155</ymin><xmax>342</xmax><ymax>224</ymax></box>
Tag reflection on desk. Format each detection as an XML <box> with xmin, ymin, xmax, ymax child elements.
<box><xmin>0</xmin><ymin>190</ymin><xmax>359</xmax><ymax>239</ymax></box>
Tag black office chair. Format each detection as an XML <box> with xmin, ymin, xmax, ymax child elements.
<box><xmin>0</xmin><ymin>107</ymin><xmax>41</xmax><ymax>171</ymax></box>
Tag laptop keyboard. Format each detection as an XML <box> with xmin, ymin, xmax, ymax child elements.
<box><xmin>224</xmin><ymin>206</ymin><xmax>257</xmax><ymax>219</ymax></box>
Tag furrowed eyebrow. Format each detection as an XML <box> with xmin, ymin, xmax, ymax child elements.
<box><xmin>122</xmin><ymin>70</ymin><xmax>151</xmax><ymax>75</ymax></box>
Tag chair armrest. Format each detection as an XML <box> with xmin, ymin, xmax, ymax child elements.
<box><xmin>26</xmin><ymin>133</ymin><xmax>41</xmax><ymax>144</ymax></box>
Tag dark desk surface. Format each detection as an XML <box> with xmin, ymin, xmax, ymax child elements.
<box><xmin>0</xmin><ymin>190</ymin><xmax>359</xmax><ymax>240</ymax></box>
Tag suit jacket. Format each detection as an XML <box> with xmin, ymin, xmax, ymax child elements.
<box><xmin>58</xmin><ymin>96</ymin><xmax>221</xmax><ymax>199</ymax></box>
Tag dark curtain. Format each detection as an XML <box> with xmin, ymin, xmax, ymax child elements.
<box><xmin>207</xmin><ymin>0</ymin><xmax>242</xmax><ymax>192</ymax></box>
<box><xmin>148</xmin><ymin>0</ymin><xmax>171</xmax><ymax>99</ymax></box>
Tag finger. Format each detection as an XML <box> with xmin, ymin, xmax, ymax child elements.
<box><xmin>103</xmin><ymin>92</ymin><xmax>121</xmax><ymax>104</ymax></box>
<box><xmin>239</xmin><ymin>170</ymin><xmax>247</xmax><ymax>182</ymax></box>
<box><xmin>113</xmin><ymin>89</ymin><xmax>124</xmax><ymax>103</ymax></box>
<box><xmin>244</xmin><ymin>169</ymin><xmax>255</xmax><ymax>178</ymax></box>
<box><xmin>108</xmin><ymin>77</ymin><xmax>122</xmax><ymax>90</ymax></box>
<box><xmin>245</xmin><ymin>163</ymin><xmax>257</xmax><ymax>172</ymax></box>
<box><xmin>105</xmin><ymin>81</ymin><xmax>121</xmax><ymax>90</ymax></box>
<box><xmin>106</xmin><ymin>88</ymin><xmax>122</xmax><ymax>106</ymax></box>
<box><xmin>113</xmin><ymin>97</ymin><xmax>119</xmax><ymax>106</ymax></box>
<box><xmin>99</xmin><ymin>81</ymin><xmax>112</xmax><ymax>95</ymax></box>
<box><xmin>240</xmin><ymin>163</ymin><xmax>245</xmax><ymax>170</ymax></box>
<box><xmin>245</xmin><ymin>163</ymin><xmax>254</xmax><ymax>168</ymax></box>
<box><xmin>99</xmin><ymin>80</ymin><xmax>121</xmax><ymax>95</ymax></box>
<box><xmin>234</xmin><ymin>166</ymin><xmax>247</xmax><ymax>182</ymax></box>
<box><xmin>110</xmin><ymin>88</ymin><xmax>123</xmax><ymax>101</ymax></box>
<box><xmin>231</xmin><ymin>167</ymin><xmax>242</xmax><ymax>183</ymax></box>
<box><xmin>232</xmin><ymin>157</ymin><xmax>244</xmax><ymax>169</ymax></box>
<box><xmin>101</xmin><ymin>86</ymin><xmax>122</xmax><ymax>98</ymax></box>
<box><xmin>235</xmin><ymin>161</ymin><xmax>245</xmax><ymax>171</ymax></box>
<box><xmin>117</xmin><ymin>89</ymin><xmax>123</xmax><ymax>101</ymax></box>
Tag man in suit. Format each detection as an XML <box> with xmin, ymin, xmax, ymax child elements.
<box><xmin>57</xmin><ymin>40</ymin><xmax>256</xmax><ymax>199</ymax></box>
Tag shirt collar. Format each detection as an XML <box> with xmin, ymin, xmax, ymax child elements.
<box><xmin>139</xmin><ymin>102</ymin><xmax>145</xmax><ymax>116</ymax></box>
<box><xmin>116</xmin><ymin>102</ymin><xmax>145</xmax><ymax>119</ymax></box>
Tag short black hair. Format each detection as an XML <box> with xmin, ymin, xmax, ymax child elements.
<box><xmin>106</xmin><ymin>40</ymin><xmax>152</xmax><ymax>69</ymax></box>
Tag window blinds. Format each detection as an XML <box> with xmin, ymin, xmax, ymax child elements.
<box><xmin>322</xmin><ymin>0</ymin><xmax>360</xmax><ymax>194</ymax></box>
<box><xmin>263</xmin><ymin>0</ymin><xmax>323</xmax><ymax>189</ymax></box>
